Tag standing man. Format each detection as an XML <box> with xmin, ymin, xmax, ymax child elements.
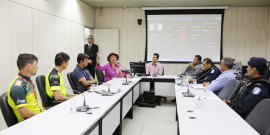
<box><xmin>8</xmin><ymin>54</ymin><xmax>45</xmax><ymax>122</ymax></box>
<box><xmin>84</xmin><ymin>35</ymin><xmax>98</xmax><ymax>79</ymax></box>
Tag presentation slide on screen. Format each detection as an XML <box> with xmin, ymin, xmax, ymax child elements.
<box><xmin>147</xmin><ymin>14</ymin><xmax>222</xmax><ymax>62</ymax></box>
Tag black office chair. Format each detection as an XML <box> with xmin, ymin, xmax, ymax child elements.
<box><xmin>35</xmin><ymin>75</ymin><xmax>62</xmax><ymax>107</ymax></box>
<box><xmin>245</xmin><ymin>99</ymin><xmax>270</xmax><ymax>135</ymax></box>
<box><xmin>67</xmin><ymin>72</ymin><xmax>78</xmax><ymax>94</ymax></box>
<box><xmin>218</xmin><ymin>79</ymin><xmax>241</xmax><ymax>100</ymax></box>
<box><xmin>265</xmin><ymin>70</ymin><xmax>270</xmax><ymax>81</ymax></box>
<box><xmin>0</xmin><ymin>92</ymin><xmax>18</xmax><ymax>127</ymax></box>
<box><xmin>95</xmin><ymin>68</ymin><xmax>105</xmax><ymax>84</ymax></box>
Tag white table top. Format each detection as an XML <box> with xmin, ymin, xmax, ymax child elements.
<box><xmin>175</xmin><ymin>84</ymin><xmax>259</xmax><ymax>135</ymax></box>
<box><xmin>0</xmin><ymin>78</ymin><xmax>141</xmax><ymax>135</ymax></box>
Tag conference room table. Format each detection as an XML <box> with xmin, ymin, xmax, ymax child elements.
<box><xmin>175</xmin><ymin>82</ymin><xmax>259</xmax><ymax>135</ymax></box>
<box><xmin>0</xmin><ymin>78</ymin><xmax>142</xmax><ymax>135</ymax></box>
<box><xmin>0</xmin><ymin>75</ymin><xmax>259</xmax><ymax>135</ymax></box>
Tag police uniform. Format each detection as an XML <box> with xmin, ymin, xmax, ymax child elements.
<box><xmin>8</xmin><ymin>73</ymin><xmax>45</xmax><ymax>122</ymax></box>
<box><xmin>45</xmin><ymin>68</ymin><xmax>67</xmax><ymax>100</ymax></box>
<box><xmin>194</xmin><ymin>64</ymin><xmax>221</xmax><ymax>84</ymax></box>
<box><xmin>230</xmin><ymin>57</ymin><xmax>270</xmax><ymax>118</ymax></box>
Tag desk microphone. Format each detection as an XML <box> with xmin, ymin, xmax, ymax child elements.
<box><xmin>109</xmin><ymin>74</ymin><xmax>130</xmax><ymax>85</ymax></box>
<box><xmin>180</xmin><ymin>64</ymin><xmax>190</xmax><ymax>75</ymax></box>
<box><xmin>116</xmin><ymin>62</ymin><xmax>129</xmax><ymax>71</ymax></box>
<box><xmin>53</xmin><ymin>82</ymin><xmax>98</xmax><ymax>112</ymax></box>
<box><xmin>196</xmin><ymin>67</ymin><xmax>214</xmax><ymax>80</ymax></box>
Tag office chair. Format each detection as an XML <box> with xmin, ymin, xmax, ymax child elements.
<box><xmin>35</xmin><ymin>75</ymin><xmax>62</xmax><ymax>107</ymax></box>
<box><xmin>245</xmin><ymin>99</ymin><xmax>270</xmax><ymax>135</ymax></box>
<box><xmin>218</xmin><ymin>79</ymin><xmax>241</xmax><ymax>100</ymax></box>
<box><xmin>0</xmin><ymin>92</ymin><xmax>18</xmax><ymax>127</ymax></box>
<box><xmin>67</xmin><ymin>72</ymin><xmax>78</xmax><ymax>94</ymax></box>
<box><xmin>95</xmin><ymin>68</ymin><xmax>105</xmax><ymax>84</ymax></box>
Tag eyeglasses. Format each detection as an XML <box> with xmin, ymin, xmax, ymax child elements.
<box><xmin>88</xmin><ymin>38</ymin><xmax>93</xmax><ymax>40</ymax></box>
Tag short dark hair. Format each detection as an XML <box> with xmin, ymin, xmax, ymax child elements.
<box><xmin>17</xmin><ymin>54</ymin><xmax>38</xmax><ymax>70</ymax></box>
<box><xmin>203</xmin><ymin>58</ymin><xmax>212</xmax><ymax>65</ymax></box>
<box><xmin>251</xmin><ymin>65</ymin><xmax>267</xmax><ymax>76</ymax></box>
<box><xmin>222</xmin><ymin>57</ymin><xmax>233</xmax><ymax>69</ymax></box>
<box><xmin>77</xmin><ymin>53</ymin><xmax>89</xmax><ymax>64</ymax></box>
<box><xmin>195</xmin><ymin>55</ymin><xmax>202</xmax><ymax>62</ymax></box>
<box><xmin>153</xmin><ymin>53</ymin><xmax>159</xmax><ymax>59</ymax></box>
<box><xmin>55</xmin><ymin>52</ymin><xmax>70</xmax><ymax>66</ymax></box>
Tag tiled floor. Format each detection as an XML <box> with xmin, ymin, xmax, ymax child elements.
<box><xmin>122</xmin><ymin>97</ymin><xmax>177</xmax><ymax>135</ymax></box>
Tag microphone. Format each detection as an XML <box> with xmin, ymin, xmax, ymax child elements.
<box><xmin>180</xmin><ymin>64</ymin><xmax>190</xmax><ymax>75</ymax></box>
<box><xmin>108</xmin><ymin>72</ymin><xmax>130</xmax><ymax>85</ymax></box>
<box><xmin>116</xmin><ymin>62</ymin><xmax>130</xmax><ymax>72</ymax></box>
<box><xmin>53</xmin><ymin>81</ymin><xmax>98</xmax><ymax>112</ymax></box>
<box><xmin>196</xmin><ymin>67</ymin><xmax>214</xmax><ymax>80</ymax></box>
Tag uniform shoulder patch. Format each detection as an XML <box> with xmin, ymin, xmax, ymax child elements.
<box><xmin>211</xmin><ymin>70</ymin><xmax>214</xmax><ymax>73</ymax></box>
<box><xmin>252</xmin><ymin>87</ymin><xmax>261</xmax><ymax>95</ymax></box>
<box><xmin>15</xmin><ymin>80</ymin><xmax>22</xmax><ymax>86</ymax></box>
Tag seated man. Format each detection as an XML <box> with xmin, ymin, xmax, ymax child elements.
<box><xmin>183</xmin><ymin>55</ymin><xmax>202</xmax><ymax>76</ymax></box>
<box><xmin>72</xmin><ymin>53</ymin><xmax>97</xmax><ymax>92</ymax></box>
<box><xmin>146</xmin><ymin>53</ymin><xmax>164</xmax><ymax>105</ymax></box>
<box><xmin>189</xmin><ymin>58</ymin><xmax>221</xmax><ymax>84</ymax></box>
<box><xmin>8</xmin><ymin>54</ymin><xmax>45</xmax><ymax>122</ymax></box>
<box><xmin>146</xmin><ymin>53</ymin><xmax>163</xmax><ymax>75</ymax></box>
<box><xmin>203</xmin><ymin>57</ymin><xmax>236</xmax><ymax>95</ymax></box>
<box><xmin>46</xmin><ymin>52</ymin><xmax>75</xmax><ymax>101</ymax></box>
<box><xmin>223</xmin><ymin>57</ymin><xmax>270</xmax><ymax>118</ymax></box>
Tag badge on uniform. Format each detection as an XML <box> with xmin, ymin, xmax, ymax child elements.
<box><xmin>252</xmin><ymin>87</ymin><xmax>261</xmax><ymax>95</ymax></box>
<box><xmin>15</xmin><ymin>80</ymin><xmax>22</xmax><ymax>86</ymax></box>
<box><xmin>211</xmin><ymin>70</ymin><xmax>214</xmax><ymax>73</ymax></box>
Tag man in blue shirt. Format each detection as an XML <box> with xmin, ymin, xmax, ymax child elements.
<box><xmin>203</xmin><ymin>57</ymin><xmax>236</xmax><ymax>95</ymax></box>
<box><xmin>72</xmin><ymin>53</ymin><xmax>97</xmax><ymax>92</ymax></box>
<box><xmin>223</xmin><ymin>57</ymin><xmax>270</xmax><ymax>118</ymax></box>
<box><xmin>189</xmin><ymin>58</ymin><xmax>221</xmax><ymax>84</ymax></box>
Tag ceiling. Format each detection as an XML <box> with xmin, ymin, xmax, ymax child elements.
<box><xmin>82</xmin><ymin>0</ymin><xmax>270</xmax><ymax>8</ymax></box>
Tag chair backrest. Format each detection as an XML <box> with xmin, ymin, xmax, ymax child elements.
<box><xmin>245</xmin><ymin>99</ymin><xmax>270</xmax><ymax>135</ymax></box>
<box><xmin>67</xmin><ymin>72</ymin><xmax>77</xmax><ymax>94</ymax></box>
<box><xmin>0</xmin><ymin>92</ymin><xmax>18</xmax><ymax>127</ymax></box>
<box><xmin>218</xmin><ymin>79</ymin><xmax>241</xmax><ymax>100</ymax></box>
<box><xmin>95</xmin><ymin>68</ymin><xmax>104</xmax><ymax>82</ymax></box>
<box><xmin>162</xmin><ymin>67</ymin><xmax>164</xmax><ymax>75</ymax></box>
<box><xmin>35</xmin><ymin>75</ymin><xmax>50</xmax><ymax>107</ymax></box>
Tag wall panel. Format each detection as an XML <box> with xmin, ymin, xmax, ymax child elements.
<box><xmin>55</xmin><ymin>18</ymin><xmax>73</xmax><ymax>94</ymax></box>
<box><xmin>32</xmin><ymin>0</ymin><xmax>55</xmax><ymax>15</ymax></box>
<box><xmin>236</xmin><ymin>29</ymin><xmax>267</xmax><ymax>65</ymax></box>
<box><xmin>237</xmin><ymin>7</ymin><xmax>268</xmax><ymax>29</ymax></box>
<box><xmin>223</xmin><ymin>7</ymin><xmax>238</xmax><ymax>29</ymax></box>
<box><xmin>95</xmin><ymin>8</ymin><xmax>122</xmax><ymax>29</ymax></box>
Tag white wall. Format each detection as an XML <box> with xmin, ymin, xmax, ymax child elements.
<box><xmin>0</xmin><ymin>0</ymin><xmax>94</xmax><ymax>131</ymax></box>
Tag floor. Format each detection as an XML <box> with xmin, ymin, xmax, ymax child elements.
<box><xmin>122</xmin><ymin>97</ymin><xmax>177</xmax><ymax>135</ymax></box>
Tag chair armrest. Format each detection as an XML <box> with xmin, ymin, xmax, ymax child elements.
<box><xmin>50</xmin><ymin>101</ymin><xmax>63</xmax><ymax>107</ymax></box>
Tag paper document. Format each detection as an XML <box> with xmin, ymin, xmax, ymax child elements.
<box><xmin>191</xmin><ymin>85</ymin><xmax>205</xmax><ymax>89</ymax></box>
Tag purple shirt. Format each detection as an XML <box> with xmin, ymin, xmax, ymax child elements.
<box><xmin>96</xmin><ymin>63</ymin><xmax>124</xmax><ymax>82</ymax></box>
<box><xmin>146</xmin><ymin>62</ymin><xmax>163</xmax><ymax>75</ymax></box>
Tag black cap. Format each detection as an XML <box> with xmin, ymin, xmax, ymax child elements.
<box><xmin>248</xmin><ymin>57</ymin><xmax>267</xmax><ymax>67</ymax></box>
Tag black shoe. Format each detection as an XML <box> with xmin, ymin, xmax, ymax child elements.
<box><xmin>171</xmin><ymin>98</ymin><xmax>176</xmax><ymax>102</ymax></box>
